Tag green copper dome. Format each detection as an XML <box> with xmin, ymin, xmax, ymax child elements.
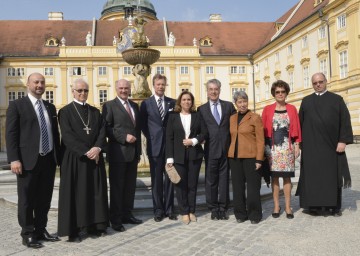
<box><xmin>101</xmin><ymin>0</ymin><xmax>157</xmax><ymax>19</ymax></box>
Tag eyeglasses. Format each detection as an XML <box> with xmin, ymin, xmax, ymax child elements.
<box><xmin>312</xmin><ymin>80</ymin><xmax>325</xmax><ymax>86</ymax></box>
<box><xmin>73</xmin><ymin>89</ymin><xmax>89</xmax><ymax>93</ymax></box>
<box><xmin>275</xmin><ymin>90</ymin><xmax>286</xmax><ymax>95</ymax></box>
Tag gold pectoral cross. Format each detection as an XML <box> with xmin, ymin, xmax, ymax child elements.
<box><xmin>83</xmin><ymin>126</ymin><xmax>91</xmax><ymax>135</ymax></box>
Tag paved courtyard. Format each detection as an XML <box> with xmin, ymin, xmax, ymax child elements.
<box><xmin>0</xmin><ymin>144</ymin><xmax>359</xmax><ymax>256</ymax></box>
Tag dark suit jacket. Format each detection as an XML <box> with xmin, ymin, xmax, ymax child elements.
<box><xmin>198</xmin><ymin>100</ymin><xmax>236</xmax><ymax>159</ymax></box>
<box><xmin>140</xmin><ymin>95</ymin><xmax>175</xmax><ymax>158</ymax></box>
<box><xmin>6</xmin><ymin>96</ymin><xmax>60</xmax><ymax>170</ymax></box>
<box><xmin>165</xmin><ymin>112</ymin><xmax>208</xmax><ymax>164</ymax></box>
<box><xmin>102</xmin><ymin>98</ymin><xmax>141</xmax><ymax>163</ymax></box>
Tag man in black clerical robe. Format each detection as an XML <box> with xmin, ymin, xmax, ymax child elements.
<box><xmin>296</xmin><ymin>73</ymin><xmax>353</xmax><ymax>216</ymax></box>
<box><xmin>58</xmin><ymin>78</ymin><xmax>108</xmax><ymax>241</ymax></box>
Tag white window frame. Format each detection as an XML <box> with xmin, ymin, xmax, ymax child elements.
<box><xmin>206</xmin><ymin>66</ymin><xmax>214</xmax><ymax>74</ymax></box>
<box><xmin>302</xmin><ymin>35</ymin><xmax>308</xmax><ymax>48</ymax></box>
<box><xmin>124</xmin><ymin>66</ymin><xmax>132</xmax><ymax>75</ymax></box>
<box><xmin>319</xmin><ymin>58</ymin><xmax>328</xmax><ymax>78</ymax></box>
<box><xmin>45</xmin><ymin>91</ymin><xmax>54</xmax><ymax>104</ymax></box>
<box><xmin>8</xmin><ymin>91</ymin><xmax>16</xmax><ymax>101</ymax></box>
<box><xmin>287</xmin><ymin>45</ymin><xmax>293</xmax><ymax>55</ymax></box>
<box><xmin>303</xmin><ymin>66</ymin><xmax>310</xmax><ymax>88</ymax></box>
<box><xmin>339</xmin><ymin>50</ymin><xmax>348</xmax><ymax>79</ymax></box>
<box><xmin>318</xmin><ymin>26</ymin><xmax>326</xmax><ymax>39</ymax></box>
<box><xmin>98</xmin><ymin>66</ymin><xmax>107</xmax><ymax>76</ymax></box>
<box><xmin>156</xmin><ymin>66</ymin><xmax>165</xmax><ymax>74</ymax></box>
<box><xmin>180</xmin><ymin>66</ymin><xmax>189</xmax><ymax>75</ymax></box>
<box><xmin>275</xmin><ymin>52</ymin><xmax>280</xmax><ymax>62</ymax></box>
<box><xmin>7</xmin><ymin>67</ymin><xmax>24</xmax><ymax>77</ymax></box>
<box><xmin>238</xmin><ymin>66</ymin><xmax>246</xmax><ymax>74</ymax></box>
<box><xmin>337</xmin><ymin>14</ymin><xmax>346</xmax><ymax>30</ymax></box>
<box><xmin>72</xmin><ymin>67</ymin><xmax>84</xmax><ymax>76</ymax></box>
<box><xmin>265</xmin><ymin>82</ymin><xmax>270</xmax><ymax>99</ymax></box>
<box><xmin>44</xmin><ymin>67</ymin><xmax>54</xmax><ymax>76</ymax></box>
<box><xmin>17</xmin><ymin>91</ymin><xmax>26</xmax><ymax>99</ymax></box>
<box><xmin>288</xmin><ymin>71</ymin><xmax>294</xmax><ymax>92</ymax></box>
<box><xmin>99</xmin><ymin>89</ymin><xmax>108</xmax><ymax>104</ymax></box>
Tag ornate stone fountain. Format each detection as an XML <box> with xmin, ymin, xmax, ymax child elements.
<box><xmin>121</xmin><ymin>17</ymin><xmax>160</xmax><ymax>98</ymax></box>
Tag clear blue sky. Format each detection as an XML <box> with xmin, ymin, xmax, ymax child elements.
<box><xmin>0</xmin><ymin>0</ymin><xmax>299</xmax><ymax>22</ymax></box>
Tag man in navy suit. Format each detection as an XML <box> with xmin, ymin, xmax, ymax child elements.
<box><xmin>6</xmin><ymin>73</ymin><xmax>61</xmax><ymax>248</ymax></box>
<box><xmin>103</xmin><ymin>79</ymin><xmax>143</xmax><ymax>232</ymax></box>
<box><xmin>198</xmin><ymin>79</ymin><xmax>236</xmax><ymax>220</ymax></box>
<box><xmin>140</xmin><ymin>74</ymin><xmax>177</xmax><ymax>222</ymax></box>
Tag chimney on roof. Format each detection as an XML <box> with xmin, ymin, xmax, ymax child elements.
<box><xmin>209</xmin><ymin>14</ymin><xmax>222</xmax><ymax>22</ymax></box>
<box><xmin>48</xmin><ymin>12</ymin><xmax>64</xmax><ymax>20</ymax></box>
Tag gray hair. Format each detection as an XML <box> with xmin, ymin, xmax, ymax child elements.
<box><xmin>233</xmin><ymin>91</ymin><xmax>248</xmax><ymax>102</ymax></box>
<box><xmin>72</xmin><ymin>78</ymin><xmax>89</xmax><ymax>89</ymax></box>
<box><xmin>206</xmin><ymin>78</ymin><xmax>221</xmax><ymax>89</ymax></box>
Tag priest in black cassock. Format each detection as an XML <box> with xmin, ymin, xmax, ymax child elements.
<box><xmin>296</xmin><ymin>72</ymin><xmax>353</xmax><ymax>216</ymax></box>
<box><xmin>58</xmin><ymin>78</ymin><xmax>109</xmax><ymax>242</ymax></box>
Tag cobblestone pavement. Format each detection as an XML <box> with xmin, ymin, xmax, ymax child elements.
<box><xmin>0</xmin><ymin>144</ymin><xmax>359</xmax><ymax>256</ymax></box>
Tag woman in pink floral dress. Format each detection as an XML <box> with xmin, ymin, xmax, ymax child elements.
<box><xmin>262</xmin><ymin>80</ymin><xmax>301</xmax><ymax>219</ymax></box>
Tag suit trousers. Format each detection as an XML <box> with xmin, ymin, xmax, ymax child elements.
<box><xmin>205</xmin><ymin>153</ymin><xmax>230</xmax><ymax>212</ymax></box>
<box><xmin>174</xmin><ymin>151</ymin><xmax>202</xmax><ymax>215</ymax></box>
<box><xmin>149</xmin><ymin>153</ymin><xmax>174</xmax><ymax>216</ymax></box>
<box><xmin>17</xmin><ymin>152</ymin><xmax>56</xmax><ymax>238</ymax></box>
<box><xmin>109</xmin><ymin>160</ymin><xmax>138</xmax><ymax>225</ymax></box>
<box><xmin>229</xmin><ymin>158</ymin><xmax>262</xmax><ymax>221</ymax></box>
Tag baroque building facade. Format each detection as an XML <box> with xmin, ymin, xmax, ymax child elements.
<box><xmin>0</xmin><ymin>0</ymin><xmax>359</xmax><ymax>151</ymax></box>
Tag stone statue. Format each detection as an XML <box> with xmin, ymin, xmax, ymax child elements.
<box><xmin>86</xmin><ymin>31</ymin><xmax>92</xmax><ymax>46</ymax></box>
<box><xmin>168</xmin><ymin>32</ymin><xmax>176</xmax><ymax>46</ymax></box>
<box><xmin>193</xmin><ymin>37</ymin><xmax>197</xmax><ymax>46</ymax></box>
<box><xmin>128</xmin><ymin>15</ymin><xmax>133</xmax><ymax>26</ymax></box>
<box><xmin>61</xmin><ymin>37</ymin><xmax>66</xmax><ymax>46</ymax></box>
<box><xmin>113</xmin><ymin>36</ymin><xmax>117</xmax><ymax>46</ymax></box>
<box><xmin>132</xmin><ymin>64</ymin><xmax>152</xmax><ymax>98</ymax></box>
<box><xmin>132</xmin><ymin>17</ymin><xmax>148</xmax><ymax>48</ymax></box>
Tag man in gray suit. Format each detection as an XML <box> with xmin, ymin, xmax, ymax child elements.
<box><xmin>198</xmin><ymin>79</ymin><xmax>236</xmax><ymax>220</ymax></box>
<box><xmin>103</xmin><ymin>79</ymin><xmax>142</xmax><ymax>232</ymax></box>
<box><xmin>140</xmin><ymin>74</ymin><xmax>176</xmax><ymax>222</ymax></box>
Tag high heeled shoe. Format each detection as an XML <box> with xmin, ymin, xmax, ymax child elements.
<box><xmin>285</xmin><ymin>209</ymin><xmax>294</xmax><ymax>219</ymax></box>
<box><xmin>272</xmin><ymin>206</ymin><xmax>281</xmax><ymax>218</ymax></box>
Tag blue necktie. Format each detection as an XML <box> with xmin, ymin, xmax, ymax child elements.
<box><xmin>36</xmin><ymin>100</ymin><xmax>50</xmax><ymax>155</ymax></box>
<box><xmin>213</xmin><ymin>102</ymin><xmax>220</xmax><ymax>125</ymax></box>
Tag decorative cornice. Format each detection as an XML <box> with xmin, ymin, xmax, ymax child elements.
<box><xmin>334</xmin><ymin>40</ymin><xmax>349</xmax><ymax>50</ymax></box>
<box><xmin>179</xmin><ymin>82</ymin><xmax>191</xmax><ymax>86</ymax></box>
<box><xmin>96</xmin><ymin>83</ymin><xmax>111</xmax><ymax>88</ymax></box>
<box><xmin>300</xmin><ymin>57</ymin><xmax>310</xmax><ymax>65</ymax></box>
<box><xmin>316</xmin><ymin>49</ymin><xmax>329</xmax><ymax>58</ymax></box>
<box><xmin>274</xmin><ymin>70</ymin><xmax>281</xmax><ymax>77</ymax></box>
<box><xmin>229</xmin><ymin>81</ymin><xmax>248</xmax><ymax>86</ymax></box>
<box><xmin>286</xmin><ymin>64</ymin><xmax>294</xmax><ymax>71</ymax></box>
<box><xmin>263</xmin><ymin>75</ymin><xmax>270</xmax><ymax>81</ymax></box>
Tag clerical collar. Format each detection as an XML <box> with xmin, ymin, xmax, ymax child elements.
<box><xmin>73</xmin><ymin>98</ymin><xmax>87</xmax><ymax>105</ymax></box>
<box><xmin>316</xmin><ymin>90</ymin><xmax>327</xmax><ymax>96</ymax></box>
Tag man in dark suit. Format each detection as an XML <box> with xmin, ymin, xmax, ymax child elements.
<box><xmin>103</xmin><ymin>79</ymin><xmax>142</xmax><ymax>232</ymax></box>
<box><xmin>198</xmin><ymin>78</ymin><xmax>236</xmax><ymax>220</ymax></box>
<box><xmin>6</xmin><ymin>72</ymin><xmax>61</xmax><ymax>248</ymax></box>
<box><xmin>140</xmin><ymin>74</ymin><xmax>177</xmax><ymax>222</ymax></box>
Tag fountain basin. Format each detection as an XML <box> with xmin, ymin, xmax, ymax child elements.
<box><xmin>122</xmin><ymin>48</ymin><xmax>160</xmax><ymax>66</ymax></box>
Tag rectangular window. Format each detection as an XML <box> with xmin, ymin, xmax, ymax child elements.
<box><xmin>287</xmin><ymin>45</ymin><xmax>293</xmax><ymax>55</ymax></box>
<box><xmin>288</xmin><ymin>71</ymin><xmax>294</xmax><ymax>92</ymax></box>
<box><xmin>339</xmin><ymin>50</ymin><xmax>348</xmax><ymax>79</ymax></box>
<box><xmin>44</xmin><ymin>67</ymin><xmax>54</xmax><ymax>76</ymax></box>
<box><xmin>72</xmin><ymin>67</ymin><xmax>82</xmax><ymax>76</ymax></box>
<box><xmin>45</xmin><ymin>91</ymin><xmax>54</xmax><ymax>104</ymax></box>
<box><xmin>319</xmin><ymin>59</ymin><xmax>327</xmax><ymax>77</ymax></box>
<box><xmin>302</xmin><ymin>35</ymin><xmax>308</xmax><ymax>48</ymax></box>
<box><xmin>318</xmin><ymin>26</ymin><xmax>326</xmax><ymax>39</ymax></box>
<box><xmin>231</xmin><ymin>88</ymin><xmax>246</xmax><ymax>98</ymax></box>
<box><xmin>337</xmin><ymin>14</ymin><xmax>346</xmax><ymax>29</ymax></box>
<box><xmin>255</xmin><ymin>64</ymin><xmax>259</xmax><ymax>73</ymax></box>
<box><xmin>98</xmin><ymin>67</ymin><xmax>107</xmax><ymax>76</ymax></box>
<box><xmin>17</xmin><ymin>91</ymin><xmax>26</xmax><ymax>99</ymax></box>
<box><xmin>303</xmin><ymin>66</ymin><xmax>310</xmax><ymax>88</ymax></box>
<box><xmin>264</xmin><ymin>58</ymin><xmax>268</xmax><ymax>68</ymax></box>
<box><xmin>99</xmin><ymin>90</ymin><xmax>108</xmax><ymax>104</ymax></box>
<box><xmin>124</xmin><ymin>66</ymin><xmax>132</xmax><ymax>75</ymax></box>
<box><xmin>180</xmin><ymin>66</ymin><xmax>189</xmax><ymax>74</ymax></box>
<box><xmin>206</xmin><ymin>66</ymin><xmax>214</xmax><ymax>74</ymax></box>
<box><xmin>230</xmin><ymin>66</ymin><xmax>237</xmax><ymax>74</ymax></box>
<box><xmin>265</xmin><ymin>82</ymin><xmax>270</xmax><ymax>99</ymax></box>
<box><xmin>238</xmin><ymin>66</ymin><xmax>246</xmax><ymax>74</ymax></box>
<box><xmin>156</xmin><ymin>66</ymin><xmax>165</xmax><ymax>74</ymax></box>
<box><xmin>7</xmin><ymin>68</ymin><xmax>24</xmax><ymax>77</ymax></box>
<box><xmin>8</xmin><ymin>91</ymin><xmax>16</xmax><ymax>101</ymax></box>
<box><xmin>275</xmin><ymin>52</ymin><xmax>280</xmax><ymax>62</ymax></box>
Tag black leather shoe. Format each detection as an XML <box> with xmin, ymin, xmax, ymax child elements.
<box><xmin>22</xmin><ymin>237</ymin><xmax>43</xmax><ymax>248</ymax></box>
<box><xmin>154</xmin><ymin>215</ymin><xmax>164</xmax><ymax>222</ymax></box>
<box><xmin>37</xmin><ymin>230</ymin><xmax>60</xmax><ymax>242</ymax></box>
<box><xmin>112</xmin><ymin>224</ymin><xmax>126</xmax><ymax>232</ymax></box>
<box><xmin>122</xmin><ymin>217</ymin><xmax>143</xmax><ymax>224</ymax></box>
<box><xmin>211</xmin><ymin>211</ymin><xmax>219</xmax><ymax>220</ymax></box>
<box><xmin>67</xmin><ymin>235</ymin><xmax>82</xmax><ymax>243</ymax></box>
<box><xmin>250</xmin><ymin>219</ymin><xmax>261</xmax><ymax>224</ymax></box>
<box><xmin>272</xmin><ymin>207</ymin><xmax>281</xmax><ymax>218</ymax></box>
<box><xmin>167</xmin><ymin>214</ymin><xmax>178</xmax><ymax>220</ymax></box>
<box><xmin>219</xmin><ymin>211</ymin><xmax>229</xmax><ymax>220</ymax></box>
<box><xmin>286</xmin><ymin>212</ymin><xmax>294</xmax><ymax>219</ymax></box>
<box><xmin>331</xmin><ymin>209</ymin><xmax>342</xmax><ymax>217</ymax></box>
<box><xmin>236</xmin><ymin>217</ymin><xmax>248</xmax><ymax>223</ymax></box>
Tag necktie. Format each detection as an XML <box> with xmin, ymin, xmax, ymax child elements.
<box><xmin>125</xmin><ymin>101</ymin><xmax>135</xmax><ymax>125</ymax></box>
<box><xmin>158</xmin><ymin>98</ymin><xmax>164</xmax><ymax>121</ymax></box>
<box><xmin>36</xmin><ymin>100</ymin><xmax>50</xmax><ymax>155</ymax></box>
<box><xmin>213</xmin><ymin>102</ymin><xmax>220</xmax><ymax>125</ymax></box>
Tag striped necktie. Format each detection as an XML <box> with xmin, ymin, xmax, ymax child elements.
<box><xmin>36</xmin><ymin>100</ymin><xmax>50</xmax><ymax>155</ymax></box>
<box><xmin>158</xmin><ymin>98</ymin><xmax>164</xmax><ymax>121</ymax></box>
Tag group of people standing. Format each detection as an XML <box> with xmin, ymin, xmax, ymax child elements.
<box><xmin>6</xmin><ymin>71</ymin><xmax>353</xmax><ymax>249</ymax></box>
